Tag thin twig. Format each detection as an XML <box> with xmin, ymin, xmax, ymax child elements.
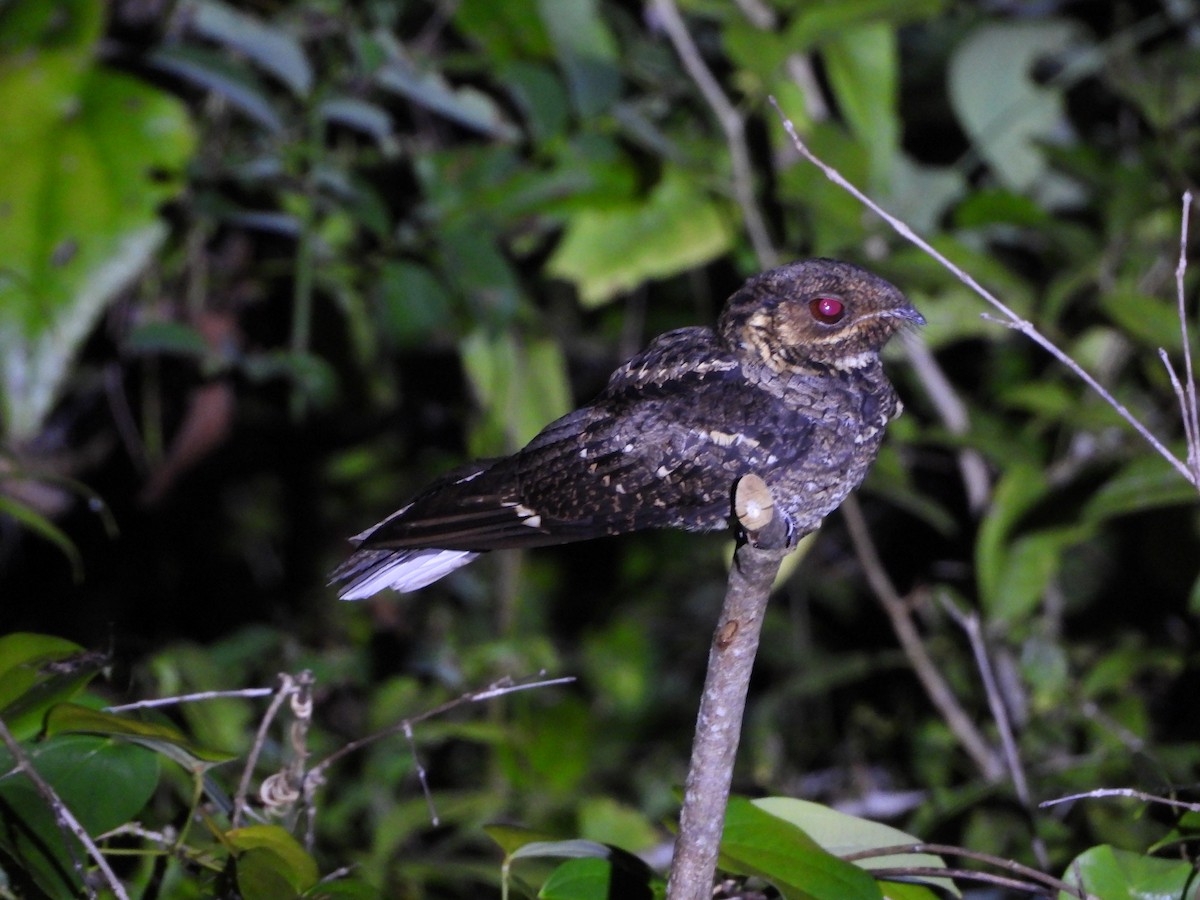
<box><xmin>668</xmin><ymin>475</ymin><xmax>790</xmax><ymax>900</ymax></box>
<box><xmin>865</xmin><ymin>866</ymin><xmax>1065</xmax><ymax>897</ymax></box>
<box><xmin>769</xmin><ymin>97</ymin><xmax>1199</xmax><ymax>490</ymax></box>
<box><xmin>232</xmin><ymin>672</ymin><xmax>299</xmax><ymax>829</ymax></box>
<box><xmin>1172</xmin><ymin>191</ymin><xmax>1200</xmax><ymax>478</ymax></box>
<box><xmin>403</xmin><ymin>720</ymin><xmax>439</xmax><ymax>827</ymax></box>
<box><xmin>104</xmin><ymin>687</ymin><xmax>275</xmax><ymax>713</ymax></box>
<box><xmin>303</xmin><ymin>674</ymin><xmax>576</xmax><ymax>789</ymax></box>
<box><xmin>841</xmin><ymin>497</ymin><xmax>1003</xmax><ymax>781</ymax></box>
<box><xmin>1041</xmin><ymin>787</ymin><xmax>1200</xmax><ymax>812</ymax></box>
<box><xmin>843</xmin><ymin>841</ymin><xmax>1090</xmax><ymax>898</ymax></box>
<box><xmin>941</xmin><ymin>596</ymin><xmax>1047</xmax><ymax>868</ymax></box>
<box><xmin>0</xmin><ymin>715</ymin><xmax>130</xmax><ymax>900</ymax></box>
<box><xmin>652</xmin><ymin>0</ymin><xmax>778</xmax><ymax>268</ymax></box>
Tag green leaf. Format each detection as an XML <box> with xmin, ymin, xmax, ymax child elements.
<box><xmin>752</xmin><ymin>798</ymin><xmax>958</xmax><ymax>897</ymax></box>
<box><xmin>785</xmin><ymin>0</ymin><xmax>946</xmax><ymax>53</ymax></box>
<box><xmin>0</xmin><ymin>733</ymin><xmax>158</xmax><ymax>898</ymax></box>
<box><xmin>822</xmin><ymin>23</ymin><xmax>898</xmax><ymax>189</ymax></box>
<box><xmin>461</xmin><ymin>330</ymin><xmax>572</xmax><ymax>455</ymax></box>
<box><xmin>547</xmin><ymin>169</ymin><xmax>733</xmax><ymax>307</ymax></box>
<box><xmin>948</xmin><ymin>20</ymin><xmax>1082</xmax><ymax>195</ymax></box>
<box><xmin>539</xmin><ymin>857</ymin><xmax>657</xmax><ymax>900</ymax></box>
<box><xmin>375</xmin><ymin>35</ymin><xmax>518</xmax><ymax>140</ymax></box>
<box><xmin>720</xmin><ymin>796</ymin><xmax>883</xmax><ymax>900</ymax></box>
<box><xmin>1059</xmin><ymin>845</ymin><xmax>1197</xmax><ymax>899</ymax></box>
<box><xmin>43</xmin><ymin>702</ymin><xmax>236</xmax><ymax>769</ymax></box>
<box><xmin>227</xmin><ymin>825</ymin><xmax>320</xmax><ymax>894</ymax></box>
<box><xmin>1083</xmin><ymin>453</ymin><xmax>1199</xmax><ymax>522</ymax></box>
<box><xmin>0</xmin><ymin>495</ymin><xmax>84</xmax><ymax>584</ymax></box>
<box><xmin>975</xmin><ymin>464</ymin><xmax>1040</xmax><ymax>586</ymax></box>
<box><xmin>184</xmin><ymin>0</ymin><xmax>312</xmax><ymax>97</ymax></box>
<box><xmin>0</xmin><ymin>633</ymin><xmax>98</xmax><ymax>741</ymax></box>
<box><xmin>536</xmin><ymin>0</ymin><xmax>620</xmax><ymax>117</ymax></box>
<box><xmin>150</xmin><ymin>44</ymin><xmax>281</xmax><ymax>131</ymax></box>
<box><xmin>0</xmin><ymin>1</ymin><xmax>194</xmax><ymax>440</ymax></box>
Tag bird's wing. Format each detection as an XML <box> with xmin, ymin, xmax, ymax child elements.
<box><xmin>350</xmin><ymin>329</ymin><xmax>821</xmax><ymax>558</ymax></box>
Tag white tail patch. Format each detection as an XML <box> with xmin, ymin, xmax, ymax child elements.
<box><xmin>338</xmin><ymin>549</ymin><xmax>480</xmax><ymax>599</ymax></box>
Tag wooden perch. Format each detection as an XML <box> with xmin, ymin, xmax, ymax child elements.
<box><xmin>667</xmin><ymin>474</ymin><xmax>791</xmax><ymax>899</ymax></box>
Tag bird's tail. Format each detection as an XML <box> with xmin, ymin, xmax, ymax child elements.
<box><xmin>330</xmin><ymin>547</ymin><xmax>482</xmax><ymax>599</ymax></box>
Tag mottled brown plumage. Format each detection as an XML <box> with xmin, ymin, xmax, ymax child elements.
<box><xmin>332</xmin><ymin>258</ymin><xmax>923</xmax><ymax>599</ymax></box>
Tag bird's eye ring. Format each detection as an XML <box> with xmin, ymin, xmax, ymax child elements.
<box><xmin>809</xmin><ymin>296</ymin><xmax>845</xmax><ymax>325</ymax></box>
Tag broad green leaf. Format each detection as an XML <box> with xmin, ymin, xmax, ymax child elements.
<box><xmin>785</xmin><ymin>0</ymin><xmax>946</xmax><ymax>52</ymax></box>
<box><xmin>536</xmin><ymin>0</ymin><xmax>620</xmax><ymax>117</ymax></box>
<box><xmin>150</xmin><ymin>44</ymin><xmax>281</xmax><ymax>131</ymax></box>
<box><xmin>538</xmin><ymin>857</ymin><xmax>658</xmax><ymax>900</ymax></box>
<box><xmin>227</xmin><ymin>825</ymin><xmax>320</xmax><ymax>893</ymax></box>
<box><xmin>0</xmin><ymin>0</ymin><xmax>194</xmax><ymax>440</ymax></box>
<box><xmin>1083</xmin><ymin>453</ymin><xmax>1199</xmax><ymax>523</ymax></box>
<box><xmin>547</xmin><ymin>170</ymin><xmax>733</xmax><ymax>307</ymax></box>
<box><xmin>948</xmin><ymin>21</ymin><xmax>1082</xmax><ymax>194</ymax></box>
<box><xmin>461</xmin><ymin>329</ymin><xmax>571</xmax><ymax>455</ymax></box>
<box><xmin>183</xmin><ymin>0</ymin><xmax>312</xmax><ymax>97</ymax></box>
<box><xmin>1059</xmin><ymin>844</ymin><xmax>1197</xmax><ymax>899</ymax></box>
<box><xmin>822</xmin><ymin>23</ymin><xmax>898</xmax><ymax>189</ymax></box>
<box><xmin>44</xmin><ymin>702</ymin><xmax>236</xmax><ymax>769</ymax></box>
<box><xmin>0</xmin><ymin>633</ymin><xmax>98</xmax><ymax>740</ymax></box>
<box><xmin>320</xmin><ymin>97</ymin><xmax>395</xmax><ymax>145</ymax></box>
<box><xmin>983</xmin><ymin>527</ymin><xmax>1084</xmax><ymax>623</ymax></box>
<box><xmin>975</xmin><ymin>463</ymin><xmax>1059</xmax><ymax>618</ymax></box>
<box><xmin>486</xmin><ymin>824</ymin><xmax>565</xmax><ymax>857</ymax></box>
<box><xmin>720</xmin><ymin>796</ymin><xmax>883</xmax><ymax>900</ymax></box>
<box><xmin>1099</xmin><ymin>287</ymin><xmax>1188</xmax><ymax>351</ymax></box>
<box><xmin>453</xmin><ymin>0</ymin><xmax>553</xmax><ymax>61</ymax></box>
<box><xmin>0</xmin><ymin>733</ymin><xmax>158</xmax><ymax>898</ymax></box>
<box><xmin>753</xmin><ymin>798</ymin><xmax>958</xmax><ymax>897</ymax></box>
<box><xmin>375</xmin><ymin>35</ymin><xmax>518</xmax><ymax>140</ymax></box>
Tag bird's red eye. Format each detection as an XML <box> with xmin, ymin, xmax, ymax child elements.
<box><xmin>809</xmin><ymin>296</ymin><xmax>845</xmax><ymax>325</ymax></box>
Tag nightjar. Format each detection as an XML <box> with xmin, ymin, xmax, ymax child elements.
<box><xmin>332</xmin><ymin>258</ymin><xmax>923</xmax><ymax>599</ymax></box>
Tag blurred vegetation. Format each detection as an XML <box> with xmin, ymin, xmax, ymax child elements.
<box><xmin>2</xmin><ymin>0</ymin><xmax>1200</xmax><ymax>896</ymax></box>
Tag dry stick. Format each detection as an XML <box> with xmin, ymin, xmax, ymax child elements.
<box><xmin>104</xmin><ymin>687</ymin><xmax>275</xmax><ymax>713</ymax></box>
<box><xmin>652</xmin><ymin>0</ymin><xmax>778</xmax><ymax>268</ymax></box>
<box><xmin>844</xmin><ymin>842</ymin><xmax>1093</xmax><ymax>899</ymax></box>
<box><xmin>667</xmin><ymin>475</ymin><xmax>790</xmax><ymax>900</ymax></box>
<box><xmin>941</xmin><ymin>596</ymin><xmax>1048</xmax><ymax>869</ymax></box>
<box><xmin>841</xmin><ymin>496</ymin><xmax>1003</xmax><ymax>782</ymax></box>
<box><xmin>0</xmin><ymin>715</ymin><xmax>131</xmax><ymax>900</ymax></box>
<box><xmin>1041</xmin><ymin>787</ymin><xmax>1200</xmax><ymax>813</ymax></box>
<box><xmin>1166</xmin><ymin>190</ymin><xmax>1200</xmax><ymax>479</ymax></box>
<box><xmin>232</xmin><ymin>672</ymin><xmax>300</xmax><ymax>829</ymax></box>
<box><xmin>768</xmin><ymin>97</ymin><xmax>1199</xmax><ymax>490</ymax></box>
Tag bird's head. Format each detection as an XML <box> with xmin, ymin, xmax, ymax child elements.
<box><xmin>718</xmin><ymin>258</ymin><xmax>924</xmax><ymax>374</ymax></box>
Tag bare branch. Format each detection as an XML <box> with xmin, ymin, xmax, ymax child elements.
<box><xmin>941</xmin><ymin>596</ymin><xmax>1047</xmax><ymax>868</ymax></box>
<box><xmin>668</xmin><ymin>475</ymin><xmax>790</xmax><ymax>900</ymax></box>
<box><xmin>1041</xmin><ymin>786</ymin><xmax>1200</xmax><ymax>813</ymax></box>
<box><xmin>104</xmin><ymin>687</ymin><xmax>275</xmax><ymax>713</ymax></box>
<box><xmin>651</xmin><ymin>0</ymin><xmax>778</xmax><ymax>268</ymax></box>
<box><xmin>843</xmin><ymin>841</ymin><xmax>1091</xmax><ymax>899</ymax></box>
<box><xmin>1172</xmin><ymin>191</ymin><xmax>1200</xmax><ymax>479</ymax></box>
<box><xmin>768</xmin><ymin>97</ymin><xmax>1199</xmax><ymax>490</ymax></box>
<box><xmin>0</xmin><ymin>715</ymin><xmax>130</xmax><ymax>900</ymax></box>
<box><xmin>233</xmin><ymin>672</ymin><xmax>302</xmax><ymax>828</ymax></box>
<box><xmin>842</xmin><ymin>497</ymin><xmax>1003</xmax><ymax>781</ymax></box>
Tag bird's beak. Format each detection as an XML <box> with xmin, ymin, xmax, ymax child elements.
<box><xmin>895</xmin><ymin>303</ymin><xmax>926</xmax><ymax>327</ymax></box>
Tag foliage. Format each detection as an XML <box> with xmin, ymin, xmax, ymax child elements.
<box><xmin>2</xmin><ymin>0</ymin><xmax>1200</xmax><ymax>897</ymax></box>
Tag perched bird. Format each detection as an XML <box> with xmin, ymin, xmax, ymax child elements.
<box><xmin>332</xmin><ymin>259</ymin><xmax>923</xmax><ymax>600</ymax></box>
